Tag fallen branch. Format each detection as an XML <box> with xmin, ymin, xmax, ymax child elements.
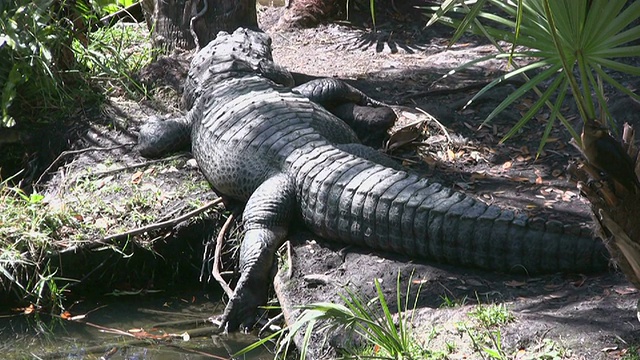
<box><xmin>213</xmin><ymin>212</ymin><xmax>236</xmax><ymax>297</ymax></box>
<box><xmin>58</xmin><ymin>197</ymin><xmax>224</xmax><ymax>254</ymax></box>
<box><xmin>151</xmin><ymin>318</ymin><xmax>210</xmax><ymax>328</ymax></box>
<box><xmin>416</xmin><ymin>106</ymin><xmax>452</xmax><ymax>143</ymax></box>
<box><xmin>87</xmin><ymin>153</ymin><xmax>192</xmax><ymax>178</ymax></box>
<box><xmin>35</xmin><ymin>144</ymin><xmax>133</xmax><ymax>185</ymax></box>
<box><xmin>103</xmin><ymin>197</ymin><xmax>224</xmax><ymax>241</ymax></box>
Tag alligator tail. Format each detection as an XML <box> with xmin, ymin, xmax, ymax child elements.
<box><xmin>294</xmin><ymin>151</ymin><xmax>608</xmax><ymax>274</ymax></box>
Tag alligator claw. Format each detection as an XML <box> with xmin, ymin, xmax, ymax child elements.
<box><xmin>219</xmin><ymin>276</ymin><xmax>269</xmax><ymax>333</ymax></box>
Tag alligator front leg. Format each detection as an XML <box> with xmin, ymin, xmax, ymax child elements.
<box><xmin>219</xmin><ymin>173</ymin><xmax>296</xmax><ymax>332</ymax></box>
<box><xmin>293</xmin><ymin>78</ymin><xmax>396</xmax><ymax>145</ymax></box>
<box><xmin>137</xmin><ymin>115</ymin><xmax>192</xmax><ymax>158</ymax></box>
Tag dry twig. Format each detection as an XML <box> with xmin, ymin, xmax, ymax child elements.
<box><xmin>213</xmin><ymin>212</ymin><xmax>236</xmax><ymax>297</ymax></box>
<box><xmin>59</xmin><ymin>198</ymin><xmax>224</xmax><ymax>254</ymax></box>
<box><xmin>36</xmin><ymin>144</ymin><xmax>133</xmax><ymax>185</ymax></box>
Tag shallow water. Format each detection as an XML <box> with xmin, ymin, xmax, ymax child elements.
<box><xmin>0</xmin><ymin>294</ymin><xmax>274</xmax><ymax>359</ymax></box>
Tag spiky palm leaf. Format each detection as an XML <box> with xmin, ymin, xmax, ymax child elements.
<box><xmin>425</xmin><ymin>0</ymin><xmax>640</xmax><ymax>151</ymax></box>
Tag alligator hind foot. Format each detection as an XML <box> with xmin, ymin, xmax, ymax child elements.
<box><xmin>293</xmin><ymin>78</ymin><xmax>388</xmax><ymax>108</ymax></box>
<box><xmin>220</xmin><ymin>174</ymin><xmax>295</xmax><ymax>332</ymax></box>
<box><xmin>220</xmin><ymin>262</ymin><xmax>272</xmax><ymax>332</ymax></box>
<box><xmin>332</xmin><ymin>103</ymin><xmax>396</xmax><ymax>146</ymax></box>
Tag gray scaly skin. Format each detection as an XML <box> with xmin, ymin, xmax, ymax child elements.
<box><xmin>137</xmin><ymin>28</ymin><xmax>609</xmax><ymax>332</ymax></box>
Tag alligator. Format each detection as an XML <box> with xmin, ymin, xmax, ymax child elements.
<box><xmin>137</xmin><ymin>28</ymin><xmax>610</xmax><ymax>332</ymax></box>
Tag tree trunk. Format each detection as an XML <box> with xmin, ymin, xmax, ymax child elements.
<box><xmin>571</xmin><ymin>124</ymin><xmax>640</xmax><ymax>289</ymax></box>
<box><xmin>141</xmin><ymin>0</ymin><xmax>258</xmax><ymax>52</ymax></box>
<box><xmin>276</xmin><ymin>0</ymin><xmax>343</xmax><ymax>29</ymax></box>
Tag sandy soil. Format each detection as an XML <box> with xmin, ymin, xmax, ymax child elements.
<box><xmin>258</xmin><ymin>5</ymin><xmax>640</xmax><ymax>359</ymax></box>
<box><xmin>28</xmin><ymin>5</ymin><xmax>640</xmax><ymax>359</ymax></box>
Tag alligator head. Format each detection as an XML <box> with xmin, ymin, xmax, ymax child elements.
<box><xmin>183</xmin><ymin>28</ymin><xmax>275</xmax><ymax>110</ymax></box>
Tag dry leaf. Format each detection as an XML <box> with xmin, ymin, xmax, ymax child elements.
<box><xmin>601</xmin><ymin>346</ymin><xmax>618</xmax><ymax>352</ymax></box>
<box><xmin>447</xmin><ymin>148</ymin><xmax>456</xmax><ymax>161</ymax></box>
<box><xmin>60</xmin><ymin>311</ymin><xmax>72</xmax><ymax>320</ymax></box>
<box><xmin>502</xmin><ymin>161</ymin><xmax>513</xmax><ymax>170</ymax></box>
<box><xmin>386</xmin><ymin>127</ymin><xmax>420</xmax><ymax>150</ymax></box>
<box><xmin>613</xmin><ymin>286</ymin><xmax>638</xmax><ymax>295</ymax></box>
<box><xmin>94</xmin><ymin>218</ymin><xmax>110</xmax><ymax>229</ymax></box>
<box><xmin>543</xmin><ymin>283</ymin><xmax>563</xmax><ymax>291</ymax></box>
<box><xmin>562</xmin><ymin>191</ymin><xmax>577</xmax><ymax>202</ymax></box>
<box><xmin>466</xmin><ymin>279</ymin><xmax>483</xmax><ymax>286</ymax></box>
<box><xmin>504</xmin><ymin>280</ymin><xmax>527</xmax><ymax>288</ymax></box>
<box><xmin>511</xmin><ymin>176</ymin><xmax>530</xmax><ymax>183</ymax></box>
<box><xmin>131</xmin><ymin>171</ymin><xmax>144</xmax><ymax>184</ymax></box>
<box><xmin>535</xmin><ymin>175</ymin><xmax>543</xmax><ymax>184</ymax></box>
<box><xmin>95</xmin><ymin>175</ymin><xmax>114</xmax><ymax>189</ymax></box>
<box><xmin>470</xmin><ymin>172</ymin><xmax>488</xmax><ymax>181</ymax></box>
<box><xmin>551</xmin><ymin>169</ymin><xmax>563</xmax><ymax>177</ymax></box>
<box><xmin>186</xmin><ymin>158</ymin><xmax>198</xmax><ymax>168</ymax></box>
<box><xmin>455</xmin><ymin>182</ymin><xmax>472</xmax><ymax>190</ymax></box>
<box><xmin>535</xmin><ymin>113</ymin><xmax>549</xmax><ymax>121</ymax></box>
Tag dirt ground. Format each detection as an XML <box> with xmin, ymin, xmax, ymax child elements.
<box><xmin>258</xmin><ymin>5</ymin><xmax>640</xmax><ymax>359</ymax></box>
<box><xmin>27</xmin><ymin>4</ymin><xmax>640</xmax><ymax>359</ymax></box>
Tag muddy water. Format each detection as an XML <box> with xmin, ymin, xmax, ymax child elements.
<box><xmin>0</xmin><ymin>294</ymin><xmax>272</xmax><ymax>359</ymax></box>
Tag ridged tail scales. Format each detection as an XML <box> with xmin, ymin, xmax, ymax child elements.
<box><xmin>292</xmin><ymin>150</ymin><xmax>609</xmax><ymax>274</ymax></box>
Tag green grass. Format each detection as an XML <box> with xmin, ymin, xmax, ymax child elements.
<box><xmin>439</xmin><ymin>294</ymin><xmax>468</xmax><ymax>308</ymax></box>
<box><xmin>73</xmin><ymin>22</ymin><xmax>156</xmax><ymax>98</ymax></box>
<box><xmin>0</xmin><ymin>176</ymin><xmax>79</xmax><ymax>308</ymax></box>
<box><xmin>468</xmin><ymin>302</ymin><xmax>515</xmax><ymax>328</ymax></box>
<box><xmin>0</xmin><ymin>155</ymin><xmax>214</xmax><ymax>308</ymax></box>
<box><xmin>622</xmin><ymin>346</ymin><xmax>640</xmax><ymax>360</ymax></box>
<box><xmin>236</xmin><ymin>272</ymin><xmax>450</xmax><ymax>360</ymax></box>
<box><xmin>458</xmin><ymin>301</ymin><xmax>516</xmax><ymax>359</ymax></box>
<box><xmin>1</xmin><ymin>0</ymin><xmax>157</xmax><ymax>128</ymax></box>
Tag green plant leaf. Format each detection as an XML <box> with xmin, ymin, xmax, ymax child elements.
<box><xmin>449</xmin><ymin>0</ymin><xmax>489</xmax><ymax>46</ymax></box>
<box><xmin>463</xmin><ymin>60</ymin><xmax>551</xmax><ymax>111</ymax></box>
<box><xmin>500</xmin><ymin>70</ymin><xmax>565</xmax><ymax>143</ymax></box>
<box><xmin>536</xmin><ymin>77</ymin><xmax>568</xmax><ymax>155</ymax></box>
<box><xmin>480</xmin><ymin>63</ymin><xmax>563</xmax><ymax>126</ymax></box>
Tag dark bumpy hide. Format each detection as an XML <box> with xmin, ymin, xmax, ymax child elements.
<box><xmin>138</xmin><ymin>28</ymin><xmax>610</xmax><ymax>332</ymax></box>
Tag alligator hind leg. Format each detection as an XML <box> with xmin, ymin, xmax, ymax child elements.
<box><xmin>293</xmin><ymin>78</ymin><xmax>396</xmax><ymax>146</ymax></box>
<box><xmin>220</xmin><ymin>173</ymin><xmax>295</xmax><ymax>332</ymax></box>
<box><xmin>293</xmin><ymin>78</ymin><xmax>387</xmax><ymax>107</ymax></box>
<box><xmin>332</xmin><ymin>103</ymin><xmax>396</xmax><ymax>147</ymax></box>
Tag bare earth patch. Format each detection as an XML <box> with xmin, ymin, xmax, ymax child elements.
<box><xmin>28</xmin><ymin>7</ymin><xmax>640</xmax><ymax>359</ymax></box>
<box><xmin>259</xmin><ymin>7</ymin><xmax>640</xmax><ymax>360</ymax></box>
